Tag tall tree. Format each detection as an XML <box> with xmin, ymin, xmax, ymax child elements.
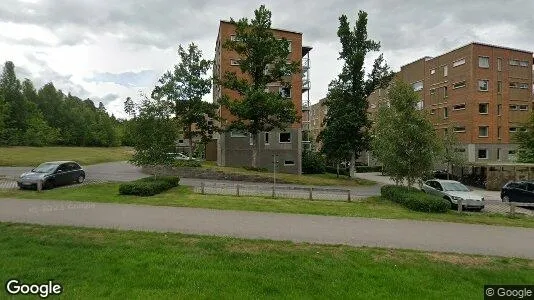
<box><xmin>319</xmin><ymin>11</ymin><xmax>393</xmax><ymax>177</ymax></box>
<box><xmin>0</xmin><ymin>61</ymin><xmax>28</xmax><ymax>144</ymax></box>
<box><xmin>371</xmin><ymin>81</ymin><xmax>440</xmax><ymax>187</ymax></box>
<box><xmin>217</xmin><ymin>5</ymin><xmax>300</xmax><ymax>168</ymax></box>
<box><xmin>152</xmin><ymin>43</ymin><xmax>217</xmax><ymax>159</ymax></box>
<box><xmin>514</xmin><ymin>112</ymin><xmax>534</xmax><ymax>163</ymax></box>
<box><xmin>439</xmin><ymin>125</ymin><xmax>466</xmax><ymax>178</ymax></box>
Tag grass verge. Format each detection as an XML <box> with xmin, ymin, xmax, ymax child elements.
<box><xmin>201</xmin><ymin>162</ymin><xmax>375</xmax><ymax>186</ymax></box>
<box><xmin>1</xmin><ymin>223</ymin><xmax>533</xmax><ymax>299</ymax></box>
<box><xmin>1</xmin><ymin>183</ymin><xmax>533</xmax><ymax>228</ymax></box>
<box><xmin>0</xmin><ymin>146</ymin><xmax>133</xmax><ymax>166</ymax></box>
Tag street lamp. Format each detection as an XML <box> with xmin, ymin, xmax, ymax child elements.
<box><xmin>272</xmin><ymin>154</ymin><xmax>279</xmax><ymax>198</ymax></box>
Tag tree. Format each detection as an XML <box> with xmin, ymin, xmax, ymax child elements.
<box><xmin>439</xmin><ymin>126</ymin><xmax>466</xmax><ymax>178</ymax></box>
<box><xmin>127</xmin><ymin>95</ymin><xmax>178</xmax><ymax>177</ymax></box>
<box><xmin>217</xmin><ymin>5</ymin><xmax>299</xmax><ymax>168</ymax></box>
<box><xmin>0</xmin><ymin>61</ymin><xmax>28</xmax><ymax>144</ymax></box>
<box><xmin>319</xmin><ymin>11</ymin><xmax>393</xmax><ymax>177</ymax></box>
<box><xmin>515</xmin><ymin>112</ymin><xmax>534</xmax><ymax>163</ymax></box>
<box><xmin>371</xmin><ymin>80</ymin><xmax>440</xmax><ymax>187</ymax></box>
<box><xmin>152</xmin><ymin>43</ymin><xmax>217</xmax><ymax>159</ymax></box>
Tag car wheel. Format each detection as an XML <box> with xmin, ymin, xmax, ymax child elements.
<box><xmin>77</xmin><ymin>175</ymin><xmax>85</xmax><ymax>184</ymax></box>
<box><xmin>44</xmin><ymin>180</ymin><xmax>55</xmax><ymax>190</ymax></box>
<box><xmin>444</xmin><ymin>197</ymin><xmax>454</xmax><ymax>209</ymax></box>
<box><xmin>502</xmin><ymin>195</ymin><xmax>510</xmax><ymax>202</ymax></box>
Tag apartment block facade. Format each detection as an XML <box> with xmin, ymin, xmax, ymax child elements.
<box><xmin>213</xmin><ymin>21</ymin><xmax>312</xmax><ymax>174</ymax></box>
<box><xmin>368</xmin><ymin>42</ymin><xmax>533</xmax><ymax>164</ymax></box>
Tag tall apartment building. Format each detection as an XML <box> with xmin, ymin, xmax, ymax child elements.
<box><xmin>213</xmin><ymin>21</ymin><xmax>312</xmax><ymax>174</ymax></box>
<box><xmin>368</xmin><ymin>42</ymin><xmax>533</xmax><ymax>164</ymax></box>
<box><xmin>308</xmin><ymin>98</ymin><xmax>327</xmax><ymax>150</ymax></box>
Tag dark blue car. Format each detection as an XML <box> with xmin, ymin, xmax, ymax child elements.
<box><xmin>17</xmin><ymin>161</ymin><xmax>85</xmax><ymax>190</ymax></box>
<box><xmin>501</xmin><ymin>181</ymin><xmax>534</xmax><ymax>203</ymax></box>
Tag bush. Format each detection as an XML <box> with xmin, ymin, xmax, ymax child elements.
<box><xmin>243</xmin><ymin>166</ymin><xmax>268</xmax><ymax>172</ymax></box>
<box><xmin>119</xmin><ymin>176</ymin><xmax>180</xmax><ymax>196</ymax></box>
<box><xmin>381</xmin><ymin>185</ymin><xmax>451</xmax><ymax>213</ymax></box>
<box><xmin>355</xmin><ymin>166</ymin><xmax>382</xmax><ymax>173</ymax></box>
<box><xmin>173</xmin><ymin>160</ymin><xmax>202</xmax><ymax>168</ymax></box>
<box><xmin>302</xmin><ymin>151</ymin><xmax>326</xmax><ymax>174</ymax></box>
<box><xmin>325</xmin><ymin>166</ymin><xmax>349</xmax><ymax>176</ymax></box>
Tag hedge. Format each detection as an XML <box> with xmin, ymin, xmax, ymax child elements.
<box><xmin>119</xmin><ymin>176</ymin><xmax>180</xmax><ymax>196</ymax></box>
<box><xmin>381</xmin><ymin>185</ymin><xmax>451</xmax><ymax>213</ymax></box>
<box><xmin>174</xmin><ymin>160</ymin><xmax>202</xmax><ymax>168</ymax></box>
<box><xmin>355</xmin><ymin>166</ymin><xmax>382</xmax><ymax>173</ymax></box>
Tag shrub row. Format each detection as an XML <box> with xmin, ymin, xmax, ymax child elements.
<box><xmin>243</xmin><ymin>166</ymin><xmax>269</xmax><ymax>172</ymax></box>
<box><xmin>381</xmin><ymin>185</ymin><xmax>451</xmax><ymax>213</ymax></box>
<box><xmin>355</xmin><ymin>166</ymin><xmax>382</xmax><ymax>173</ymax></box>
<box><xmin>302</xmin><ymin>151</ymin><xmax>326</xmax><ymax>174</ymax></box>
<box><xmin>174</xmin><ymin>160</ymin><xmax>202</xmax><ymax>168</ymax></box>
<box><xmin>325</xmin><ymin>166</ymin><xmax>350</xmax><ymax>176</ymax></box>
<box><xmin>119</xmin><ymin>176</ymin><xmax>180</xmax><ymax>196</ymax></box>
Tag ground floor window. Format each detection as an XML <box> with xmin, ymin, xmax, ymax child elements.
<box><xmin>477</xmin><ymin>149</ymin><xmax>488</xmax><ymax>159</ymax></box>
<box><xmin>279</xmin><ymin>132</ymin><xmax>291</xmax><ymax>143</ymax></box>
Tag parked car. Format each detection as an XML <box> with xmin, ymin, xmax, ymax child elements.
<box><xmin>501</xmin><ymin>181</ymin><xmax>534</xmax><ymax>203</ymax></box>
<box><xmin>167</xmin><ymin>152</ymin><xmax>197</xmax><ymax>160</ymax></box>
<box><xmin>422</xmin><ymin>179</ymin><xmax>485</xmax><ymax>211</ymax></box>
<box><xmin>17</xmin><ymin>161</ymin><xmax>85</xmax><ymax>190</ymax></box>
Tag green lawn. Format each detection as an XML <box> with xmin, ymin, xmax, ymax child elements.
<box><xmin>0</xmin><ymin>223</ymin><xmax>532</xmax><ymax>299</ymax></box>
<box><xmin>201</xmin><ymin>162</ymin><xmax>375</xmax><ymax>186</ymax></box>
<box><xmin>2</xmin><ymin>183</ymin><xmax>534</xmax><ymax>228</ymax></box>
<box><xmin>0</xmin><ymin>146</ymin><xmax>133</xmax><ymax>166</ymax></box>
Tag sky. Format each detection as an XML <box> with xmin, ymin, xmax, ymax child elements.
<box><xmin>1</xmin><ymin>0</ymin><xmax>533</xmax><ymax>118</ymax></box>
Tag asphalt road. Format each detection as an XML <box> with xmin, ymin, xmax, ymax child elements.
<box><xmin>1</xmin><ymin>198</ymin><xmax>533</xmax><ymax>259</ymax></box>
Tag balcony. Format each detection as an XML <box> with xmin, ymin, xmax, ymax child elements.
<box><xmin>302</xmin><ymin>79</ymin><xmax>311</xmax><ymax>91</ymax></box>
<box><xmin>302</xmin><ymin>57</ymin><xmax>310</xmax><ymax>70</ymax></box>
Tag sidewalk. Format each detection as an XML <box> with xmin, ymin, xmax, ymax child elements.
<box><xmin>1</xmin><ymin>198</ymin><xmax>533</xmax><ymax>259</ymax></box>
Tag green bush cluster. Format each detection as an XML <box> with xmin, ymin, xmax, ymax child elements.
<box><xmin>243</xmin><ymin>166</ymin><xmax>268</xmax><ymax>172</ymax></box>
<box><xmin>325</xmin><ymin>166</ymin><xmax>349</xmax><ymax>176</ymax></box>
<box><xmin>355</xmin><ymin>166</ymin><xmax>383</xmax><ymax>173</ymax></box>
<box><xmin>302</xmin><ymin>151</ymin><xmax>326</xmax><ymax>174</ymax></box>
<box><xmin>174</xmin><ymin>160</ymin><xmax>202</xmax><ymax>168</ymax></box>
<box><xmin>381</xmin><ymin>185</ymin><xmax>451</xmax><ymax>213</ymax></box>
<box><xmin>119</xmin><ymin>176</ymin><xmax>180</xmax><ymax>196</ymax></box>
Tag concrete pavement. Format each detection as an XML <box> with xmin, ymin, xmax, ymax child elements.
<box><xmin>1</xmin><ymin>198</ymin><xmax>533</xmax><ymax>259</ymax></box>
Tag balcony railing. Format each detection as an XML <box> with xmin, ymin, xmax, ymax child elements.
<box><xmin>302</xmin><ymin>57</ymin><xmax>310</xmax><ymax>70</ymax></box>
<box><xmin>303</xmin><ymin>80</ymin><xmax>311</xmax><ymax>90</ymax></box>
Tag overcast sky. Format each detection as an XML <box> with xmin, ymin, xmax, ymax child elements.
<box><xmin>1</xmin><ymin>0</ymin><xmax>533</xmax><ymax>118</ymax></box>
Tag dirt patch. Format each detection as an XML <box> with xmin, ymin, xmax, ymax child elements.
<box><xmin>425</xmin><ymin>253</ymin><xmax>492</xmax><ymax>266</ymax></box>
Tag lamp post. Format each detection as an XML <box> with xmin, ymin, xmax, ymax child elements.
<box><xmin>272</xmin><ymin>154</ymin><xmax>278</xmax><ymax>198</ymax></box>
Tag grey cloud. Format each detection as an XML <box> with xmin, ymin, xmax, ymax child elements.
<box><xmin>94</xmin><ymin>93</ymin><xmax>121</xmax><ymax>105</ymax></box>
<box><xmin>86</xmin><ymin>70</ymin><xmax>157</xmax><ymax>88</ymax></box>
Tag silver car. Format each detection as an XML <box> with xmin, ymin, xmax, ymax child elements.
<box><xmin>422</xmin><ymin>179</ymin><xmax>485</xmax><ymax>211</ymax></box>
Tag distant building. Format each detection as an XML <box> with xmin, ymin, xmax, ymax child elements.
<box><xmin>212</xmin><ymin>20</ymin><xmax>312</xmax><ymax>174</ymax></box>
<box><xmin>308</xmin><ymin>98</ymin><xmax>327</xmax><ymax>151</ymax></box>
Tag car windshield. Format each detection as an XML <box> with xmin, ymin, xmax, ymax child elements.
<box><xmin>33</xmin><ymin>163</ymin><xmax>59</xmax><ymax>173</ymax></box>
<box><xmin>441</xmin><ymin>182</ymin><xmax>470</xmax><ymax>192</ymax></box>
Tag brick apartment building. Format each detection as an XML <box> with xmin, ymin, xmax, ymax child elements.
<box><xmin>212</xmin><ymin>20</ymin><xmax>312</xmax><ymax>174</ymax></box>
<box><xmin>367</xmin><ymin>42</ymin><xmax>533</xmax><ymax>165</ymax></box>
<box><xmin>308</xmin><ymin>97</ymin><xmax>327</xmax><ymax>150</ymax></box>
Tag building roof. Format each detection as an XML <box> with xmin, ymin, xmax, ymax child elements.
<box><xmin>220</xmin><ymin>20</ymin><xmax>303</xmax><ymax>35</ymax></box>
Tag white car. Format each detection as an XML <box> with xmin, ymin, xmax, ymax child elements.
<box><xmin>167</xmin><ymin>152</ymin><xmax>195</xmax><ymax>160</ymax></box>
<box><xmin>422</xmin><ymin>179</ymin><xmax>485</xmax><ymax>211</ymax></box>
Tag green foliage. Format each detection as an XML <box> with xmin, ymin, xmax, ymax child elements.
<box><xmin>325</xmin><ymin>166</ymin><xmax>349</xmax><ymax>176</ymax></box>
<box><xmin>438</xmin><ymin>125</ymin><xmax>466</xmax><ymax>171</ymax></box>
<box><xmin>152</xmin><ymin>43</ymin><xmax>218</xmax><ymax>159</ymax></box>
<box><xmin>217</xmin><ymin>5</ymin><xmax>299</xmax><ymax>167</ymax></box>
<box><xmin>302</xmin><ymin>151</ymin><xmax>326</xmax><ymax>174</ymax></box>
<box><xmin>319</xmin><ymin>11</ymin><xmax>393</xmax><ymax>176</ymax></box>
<box><xmin>242</xmin><ymin>166</ymin><xmax>268</xmax><ymax>172</ymax></box>
<box><xmin>127</xmin><ymin>96</ymin><xmax>178</xmax><ymax>171</ymax></box>
<box><xmin>119</xmin><ymin>176</ymin><xmax>180</xmax><ymax>196</ymax></box>
<box><xmin>174</xmin><ymin>160</ymin><xmax>202</xmax><ymax>168</ymax></box>
<box><xmin>381</xmin><ymin>185</ymin><xmax>451</xmax><ymax>213</ymax></box>
<box><xmin>515</xmin><ymin>112</ymin><xmax>534</xmax><ymax>163</ymax></box>
<box><xmin>371</xmin><ymin>80</ymin><xmax>440</xmax><ymax>187</ymax></box>
<box><xmin>355</xmin><ymin>166</ymin><xmax>382</xmax><ymax>173</ymax></box>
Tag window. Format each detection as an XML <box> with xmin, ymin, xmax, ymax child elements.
<box><xmin>443</xmin><ymin>65</ymin><xmax>448</xmax><ymax>76</ymax></box>
<box><xmin>498</xmin><ymin>126</ymin><xmax>501</xmax><ymax>139</ymax></box>
<box><xmin>430</xmin><ymin>69</ymin><xmax>436</xmax><ymax>75</ymax></box>
<box><xmin>264</xmin><ymin>132</ymin><xmax>270</xmax><ymax>144</ymax></box>
<box><xmin>478</xmin><ymin>56</ymin><xmax>489</xmax><ymax>68</ymax></box>
<box><xmin>444</xmin><ymin>107</ymin><xmax>448</xmax><ymax>118</ymax></box>
<box><xmin>510</xmin><ymin>105</ymin><xmax>518</xmax><ymax>111</ymax></box>
<box><xmin>287</xmin><ymin>40</ymin><xmax>292</xmax><ymax>52</ymax></box>
<box><xmin>497</xmin><ymin>81</ymin><xmax>502</xmax><ymax>93</ymax></box>
<box><xmin>430</xmin><ymin>109</ymin><xmax>435</xmax><ymax>115</ymax></box>
<box><xmin>452</xmin><ymin>81</ymin><xmax>466</xmax><ymax>89</ymax></box>
<box><xmin>453</xmin><ymin>58</ymin><xmax>466</xmax><ymax>67</ymax></box>
<box><xmin>509</xmin><ymin>150</ymin><xmax>517</xmax><ymax>161</ymax></box>
<box><xmin>279</xmin><ymin>87</ymin><xmax>291</xmax><ymax>98</ymax></box>
<box><xmin>230</xmin><ymin>59</ymin><xmax>240</xmax><ymax>66</ymax></box>
<box><xmin>497</xmin><ymin>58</ymin><xmax>502</xmax><ymax>71</ymax></box>
<box><xmin>416</xmin><ymin>100</ymin><xmax>424</xmax><ymax>110</ymax></box>
<box><xmin>478</xmin><ymin>126</ymin><xmax>489</xmax><ymax>137</ymax></box>
<box><xmin>477</xmin><ymin>149</ymin><xmax>488</xmax><ymax>159</ymax></box>
<box><xmin>430</xmin><ymin>88</ymin><xmax>436</xmax><ymax>95</ymax></box>
<box><xmin>519</xmin><ymin>105</ymin><xmax>529</xmax><ymax>111</ymax></box>
<box><xmin>453</xmin><ymin>103</ymin><xmax>466</xmax><ymax>110</ymax></box>
<box><xmin>519</xmin><ymin>60</ymin><xmax>529</xmax><ymax>67</ymax></box>
<box><xmin>412</xmin><ymin>81</ymin><xmax>423</xmax><ymax>91</ymax></box>
<box><xmin>279</xmin><ymin>132</ymin><xmax>291</xmax><ymax>143</ymax></box>
<box><xmin>519</xmin><ymin>83</ymin><xmax>529</xmax><ymax>89</ymax></box>
<box><xmin>178</xmin><ymin>139</ymin><xmax>185</xmax><ymax>144</ymax></box>
<box><xmin>284</xmin><ymin>160</ymin><xmax>295</xmax><ymax>166</ymax></box>
<box><xmin>249</xmin><ymin>134</ymin><xmax>253</xmax><ymax>146</ymax></box>
<box><xmin>230</xmin><ymin>131</ymin><xmax>247</xmax><ymax>137</ymax></box>
<box><xmin>453</xmin><ymin>126</ymin><xmax>466</xmax><ymax>132</ymax></box>
<box><xmin>509</xmin><ymin>82</ymin><xmax>519</xmax><ymax>89</ymax></box>
<box><xmin>509</xmin><ymin>127</ymin><xmax>517</xmax><ymax>133</ymax></box>
<box><xmin>478</xmin><ymin>103</ymin><xmax>489</xmax><ymax>114</ymax></box>
<box><xmin>509</xmin><ymin>59</ymin><xmax>519</xmax><ymax>66</ymax></box>
<box><xmin>497</xmin><ymin>148</ymin><xmax>501</xmax><ymax>160</ymax></box>
<box><xmin>230</xmin><ymin>35</ymin><xmax>237</xmax><ymax>41</ymax></box>
<box><xmin>497</xmin><ymin>104</ymin><xmax>502</xmax><ymax>115</ymax></box>
<box><xmin>443</xmin><ymin>86</ymin><xmax>448</xmax><ymax>98</ymax></box>
<box><xmin>455</xmin><ymin>148</ymin><xmax>466</xmax><ymax>153</ymax></box>
<box><xmin>478</xmin><ymin>80</ymin><xmax>489</xmax><ymax>91</ymax></box>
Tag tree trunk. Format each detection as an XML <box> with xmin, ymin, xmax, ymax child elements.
<box><xmin>251</xmin><ymin>134</ymin><xmax>257</xmax><ymax>168</ymax></box>
<box><xmin>447</xmin><ymin>162</ymin><xmax>450</xmax><ymax>180</ymax></box>
<box><xmin>349</xmin><ymin>152</ymin><xmax>356</xmax><ymax>178</ymax></box>
<box><xmin>336</xmin><ymin>163</ymin><xmax>340</xmax><ymax>178</ymax></box>
<box><xmin>188</xmin><ymin>125</ymin><xmax>193</xmax><ymax>160</ymax></box>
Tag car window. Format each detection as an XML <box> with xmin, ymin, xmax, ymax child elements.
<box><xmin>426</xmin><ymin>181</ymin><xmax>435</xmax><ymax>188</ymax></box>
<box><xmin>33</xmin><ymin>163</ymin><xmax>59</xmax><ymax>173</ymax></box>
<box><xmin>58</xmin><ymin>164</ymin><xmax>69</xmax><ymax>172</ymax></box>
<box><xmin>506</xmin><ymin>182</ymin><xmax>518</xmax><ymax>189</ymax></box>
<box><xmin>526</xmin><ymin>183</ymin><xmax>534</xmax><ymax>192</ymax></box>
<box><xmin>517</xmin><ymin>183</ymin><xmax>528</xmax><ymax>191</ymax></box>
<box><xmin>434</xmin><ymin>182</ymin><xmax>443</xmax><ymax>191</ymax></box>
<box><xmin>441</xmin><ymin>182</ymin><xmax>469</xmax><ymax>192</ymax></box>
<box><xmin>68</xmin><ymin>163</ymin><xmax>80</xmax><ymax>170</ymax></box>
